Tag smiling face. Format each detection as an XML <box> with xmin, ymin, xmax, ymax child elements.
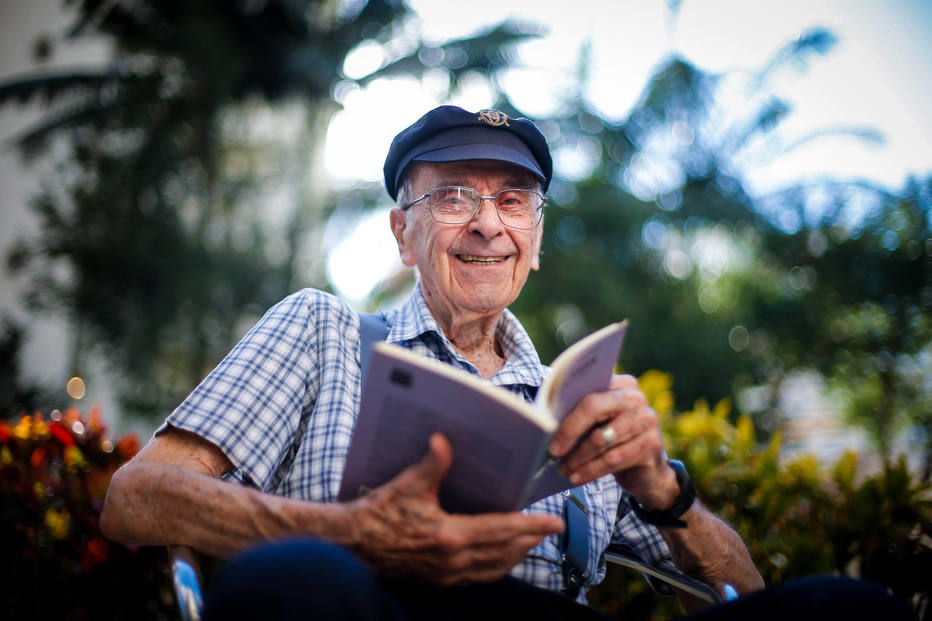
<box><xmin>390</xmin><ymin>161</ymin><xmax>543</xmax><ymax>328</ymax></box>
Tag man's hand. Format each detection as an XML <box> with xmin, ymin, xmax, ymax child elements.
<box><xmin>102</xmin><ymin>428</ymin><xmax>562</xmax><ymax>585</ymax></box>
<box><xmin>547</xmin><ymin>374</ymin><xmax>679</xmax><ymax>511</ymax></box>
<box><xmin>546</xmin><ymin>374</ymin><xmax>765</xmax><ymax>597</ymax></box>
<box><xmin>343</xmin><ymin>433</ymin><xmax>564</xmax><ymax>585</ymax></box>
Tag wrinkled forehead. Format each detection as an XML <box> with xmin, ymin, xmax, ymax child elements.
<box><xmin>406</xmin><ymin>160</ymin><xmax>542</xmax><ymax>191</ymax></box>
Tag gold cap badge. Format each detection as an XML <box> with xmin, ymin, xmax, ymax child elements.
<box><xmin>477</xmin><ymin>109</ymin><xmax>510</xmax><ymax>127</ymax></box>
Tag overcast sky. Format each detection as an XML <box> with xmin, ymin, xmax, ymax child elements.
<box><xmin>324</xmin><ymin>0</ymin><xmax>932</xmax><ymax>301</ymax></box>
<box><xmin>327</xmin><ymin>0</ymin><xmax>932</xmax><ymax>193</ymax></box>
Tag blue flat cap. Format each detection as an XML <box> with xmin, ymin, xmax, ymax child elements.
<box><xmin>383</xmin><ymin>105</ymin><xmax>552</xmax><ymax>201</ymax></box>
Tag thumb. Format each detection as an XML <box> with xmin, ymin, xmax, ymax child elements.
<box><xmin>397</xmin><ymin>433</ymin><xmax>454</xmax><ymax>498</ymax></box>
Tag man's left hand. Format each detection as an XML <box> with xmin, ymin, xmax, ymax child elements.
<box><xmin>548</xmin><ymin>378</ymin><xmax>766</xmax><ymax>598</ymax></box>
<box><xmin>547</xmin><ymin>374</ymin><xmax>679</xmax><ymax>511</ymax></box>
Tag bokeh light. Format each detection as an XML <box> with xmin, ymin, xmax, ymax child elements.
<box><xmin>66</xmin><ymin>376</ymin><xmax>86</xmax><ymax>400</ymax></box>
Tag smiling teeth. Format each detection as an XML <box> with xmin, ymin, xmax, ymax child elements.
<box><xmin>459</xmin><ymin>255</ymin><xmax>504</xmax><ymax>263</ymax></box>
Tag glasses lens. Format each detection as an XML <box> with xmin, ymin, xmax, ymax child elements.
<box><xmin>495</xmin><ymin>190</ymin><xmax>541</xmax><ymax>229</ymax></box>
<box><xmin>428</xmin><ymin>187</ymin><xmax>479</xmax><ymax>223</ymax></box>
<box><xmin>426</xmin><ymin>187</ymin><xmax>543</xmax><ymax>228</ymax></box>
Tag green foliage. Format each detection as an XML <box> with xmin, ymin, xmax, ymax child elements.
<box><xmin>0</xmin><ymin>320</ymin><xmax>49</xmax><ymax>415</ymax></box>
<box><xmin>511</xmin><ymin>54</ymin><xmax>932</xmax><ymax>465</ymax></box>
<box><xmin>589</xmin><ymin>371</ymin><xmax>932</xmax><ymax>620</ymax></box>
<box><xmin>742</xmin><ymin>180</ymin><xmax>932</xmax><ymax>461</ymax></box>
<box><xmin>0</xmin><ymin>0</ymin><xmax>535</xmax><ymax>420</ymax></box>
<box><xmin>515</xmin><ymin>173</ymin><xmax>765</xmax><ymax>410</ymax></box>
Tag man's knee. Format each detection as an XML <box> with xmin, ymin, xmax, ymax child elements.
<box><xmin>692</xmin><ymin>575</ymin><xmax>916</xmax><ymax>621</ymax></box>
<box><xmin>203</xmin><ymin>538</ymin><xmax>385</xmax><ymax>620</ymax></box>
<box><xmin>783</xmin><ymin>576</ymin><xmax>915</xmax><ymax>618</ymax></box>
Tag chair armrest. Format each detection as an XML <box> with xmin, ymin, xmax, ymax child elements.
<box><xmin>170</xmin><ymin>545</ymin><xmax>205</xmax><ymax>621</ymax></box>
<box><xmin>604</xmin><ymin>543</ymin><xmax>723</xmax><ymax>605</ymax></box>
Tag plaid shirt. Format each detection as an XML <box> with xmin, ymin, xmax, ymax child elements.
<box><xmin>163</xmin><ymin>285</ymin><xmax>673</xmax><ymax>601</ymax></box>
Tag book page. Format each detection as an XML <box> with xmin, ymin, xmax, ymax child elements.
<box><xmin>536</xmin><ymin>321</ymin><xmax>628</xmax><ymax>422</ymax></box>
<box><xmin>521</xmin><ymin>321</ymin><xmax>627</xmax><ymax>503</ymax></box>
<box><xmin>338</xmin><ymin>344</ymin><xmax>555</xmax><ymax>514</ymax></box>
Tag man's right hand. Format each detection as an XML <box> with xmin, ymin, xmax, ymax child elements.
<box><xmin>342</xmin><ymin>433</ymin><xmax>565</xmax><ymax>585</ymax></box>
<box><xmin>102</xmin><ymin>428</ymin><xmax>562</xmax><ymax>585</ymax></box>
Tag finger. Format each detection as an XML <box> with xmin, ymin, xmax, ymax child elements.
<box><xmin>391</xmin><ymin>432</ymin><xmax>454</xmax><ymax>498</ymax></box>
<box><xmin>435</xmin><ymin>558</ymin><xmax>516</xmax><ymax>586</ymax></box>
<box><xmin>351</xmin><ymin>513</ymin><xmax>552</xmax><ymax>586</ymax></box>
<box><xmin>442</xmin><ymin>511</ymin><xmax>564</xmax><ymax>546</ymax></box>
<box><xmin>433</xmin><ymin>532</ymin><xmax>554</xmax><ymax>585</ymax></box>
<box><xmin>559</xmin><ymin>399</ymin><xmax>654</xmax><ymax>474</ymax></box>
<box><xmin>549</xmin><ymin>386</ymin><xmax>649</xmax><ymax>460</ymax></box>
<box><xmin>610</xmin><ymin>373</ymin><xmax>639</xmax><ymax>391</ymax></box>
<box><xmin>547</xmin><ymin>391</ymin><xmax>617</xmax><ymax>458</ymax></box>
<box><xmin>565</xmin><ymin>421</ymin><xmax>665</xmax><ymax>486</ymax></box>
<box><xmin>449</xmin><ymin>530</ymin><xmax>553</xmax><ymax>569</ymax></box>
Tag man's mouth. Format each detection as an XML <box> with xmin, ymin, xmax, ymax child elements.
<box><xmin>457</xmin><ymin>254</ymin><xmax>507</xmax><ymax>264</ymax></box>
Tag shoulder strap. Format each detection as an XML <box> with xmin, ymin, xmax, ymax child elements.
<box><xmin>358</xmin><ymin>312</ymin><xmax>390</xmax><ymax>380</ymax></box>
<box><xmin>561</xmin><ymin>486</ymin><xmax>591</xmax><ymax>599</ymax></box>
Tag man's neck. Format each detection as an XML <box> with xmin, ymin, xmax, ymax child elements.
<box><xmin>423</xmin><ymin>295</ymin><xmax>506</xmax><ymax>379</ymax></box>
<box><xmin>449</xmin><ymin>331</ymin><xmax>505</xmax><ymax>379</ymax></box>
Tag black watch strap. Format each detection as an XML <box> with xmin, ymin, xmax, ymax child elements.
<box><xmin>631</xmin><ymin>459</ymin><xmax>696</xmax><ymax>529</ymax></box>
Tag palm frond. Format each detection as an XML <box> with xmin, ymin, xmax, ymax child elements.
<box><xmin>11</xmin><ymin>99</ymin><xmax>129</xmax><ymax>160</ymax></box>
<box><xmin>778</xmin><ymin>126</ymin><xmax>885</xmax><ymax>156</ymax></box>
<box><xmin>0</xmin><ymin>67</ymin><xmax>127</xmax><ymax>108</ymax></box>
<box><xmin>726</xmin><ymin>98</ymin><xmax>792</xmax><ymax>152</ymax></box>
<box><xmin>752</xmin><ymin>27</ymin><xmax>838</xmax><ymax>90</ymax></box>
<box><xmin>357</xmin><ymin>20</ymin><xmax>540</xmax><ymax>87</ymax></box>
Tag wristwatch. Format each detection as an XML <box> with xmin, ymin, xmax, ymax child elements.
<box><xmin>631</xmin><ymin>459</ymin><xmax>696</xmax><ymax>528</ymax></box>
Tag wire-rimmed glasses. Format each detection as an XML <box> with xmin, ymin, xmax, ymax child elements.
<box><xmin>402</xmin><ymin>186</ymin><xmax>546</xmax><ymax>230</ymax></box>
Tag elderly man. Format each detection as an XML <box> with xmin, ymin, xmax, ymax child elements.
<box><xmin>100</xmin><ymin>106</ymin><xmax>907</xmax><ymax>621</ymax></box>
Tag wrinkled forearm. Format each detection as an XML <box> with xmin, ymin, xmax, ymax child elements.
<box><xmin>99</xmin><ymin>433</ymin><xmax>564</xmax><ymax>586</ymax></box>
<box><xmin>99</xmin><ymin>458</ymin><xmax>351</xmax><ymax>558</ymax></box>
<box><xmin>659</xmin><ymin>500</ymin><xmax>764</xmax><ymax>597</ymax></box>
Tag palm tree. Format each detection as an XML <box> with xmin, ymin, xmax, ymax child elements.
<box><xmin>511</xmin><ymin>27</ymin><xmax>930</xmax><ymax>465</ymax></box>
<box><xmin>0</xmin><ymin>0</ymin><xmax>537</xmax><ymax>418</ymax></box>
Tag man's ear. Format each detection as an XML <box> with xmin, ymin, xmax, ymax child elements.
<box><xmin>390</xmin><ymin>208</ymin><xmax>416</xmax><ymax>267</ymax></box>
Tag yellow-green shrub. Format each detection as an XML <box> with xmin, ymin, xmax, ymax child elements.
<box><xmin>589</xmin><ymin>371</ymin><xmax>931</xmax><ymax>620</ymax></box>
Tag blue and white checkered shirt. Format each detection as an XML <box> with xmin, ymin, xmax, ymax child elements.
<box><xmin>163</xmin><ymin>284</ymin><xmax>673</xmax><ymax>601</ymax></box>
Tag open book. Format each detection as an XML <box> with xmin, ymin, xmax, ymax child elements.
<box><xmin>337</xmin><ymin>321</ymin><xmax>628</xmax><ymax>514</ymax></box>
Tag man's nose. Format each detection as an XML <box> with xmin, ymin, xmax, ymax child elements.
<box><xmin>467</xmin><ymin>198</ymin><xmax>503</xmax><ymax>237</ymax></box>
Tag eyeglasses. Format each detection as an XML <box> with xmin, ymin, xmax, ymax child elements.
<box><xmin>402</xmin><ymin>186</ymin><xmax>546</xmax><ymax>230</ymax></box>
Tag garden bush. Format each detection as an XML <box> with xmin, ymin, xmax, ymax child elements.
<box><xmin>1</xmin><ymin>408</ymin><xmax>174</xmax><ymax>619</ymax></box>
<box><xmin>3</xmin><ymin>379</ymin><xmax>928</xmax><ymax>620</ymax></box>
<box><xmin>589</xmin><ymin>371</ymin><xmax>931</xmax><ymax>620</ymax></box>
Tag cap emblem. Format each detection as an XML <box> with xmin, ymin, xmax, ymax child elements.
<box><xmin>477</xmin><ymin>109</ymin><xmax>510</xmax><ymax>127</ymax></box>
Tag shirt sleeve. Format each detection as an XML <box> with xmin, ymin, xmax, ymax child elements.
<box><xmin>158</xmin><ymin>289</ymin><xmax>318</xmax><ymax>491</ymax></box>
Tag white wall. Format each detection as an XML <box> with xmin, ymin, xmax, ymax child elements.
<box><xmin>0</xmin><ymin>1</ymin><xmax>127</xmax><ymax>430</ymax></box>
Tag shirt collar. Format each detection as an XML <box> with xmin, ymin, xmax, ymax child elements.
<box><xmin>386</xmin><ymin>281</ymin><xmax>445</xmax><ymax>345</ymax></box>
<box><xmin>387</xmin><ymin>282</ymin><xmax>546</xmax><ymax>388</ymax></box>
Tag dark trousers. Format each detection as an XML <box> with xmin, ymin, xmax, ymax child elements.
<box><xmin>203</xmin><ymin>539</ymin><xmax>916</xmax><ymax>621</ymax></box>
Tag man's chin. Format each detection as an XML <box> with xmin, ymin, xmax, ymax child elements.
<box><xmin>451</xmin><ymin>287</ymin><xmax>517</xmax><ymax>317</ymax></box>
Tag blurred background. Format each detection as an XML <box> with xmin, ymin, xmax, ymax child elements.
<box><xmin>1</xmin><ymin>1</ymin><xmax>929</xmax><ymax>619</ymax></box>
